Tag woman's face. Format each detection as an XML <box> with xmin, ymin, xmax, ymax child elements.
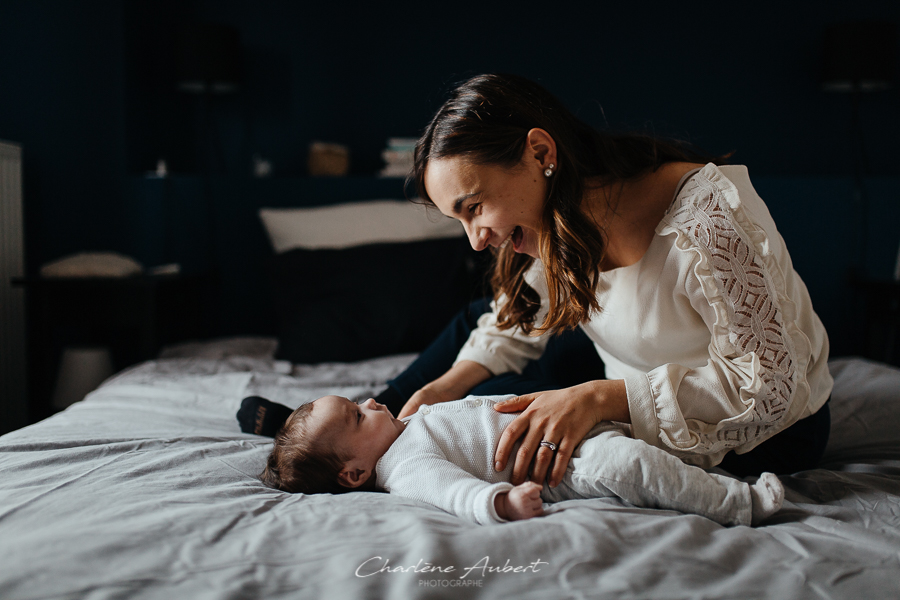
<box><xmin>424</xmin><ymin>153</ymin><xmax>549</xmax><ymax>259</ymax></box>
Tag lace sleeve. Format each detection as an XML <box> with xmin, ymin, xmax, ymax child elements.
<box><xmin>629</xmin><ymin>167</ymin><xmax>816</xmax><ymax>465</ymax></box>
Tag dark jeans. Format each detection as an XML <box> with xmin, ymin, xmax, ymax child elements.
<box><xmin>718</xmin><ymin>399</ymin><xmax>831</xmax><ymax>477</ymax></box>
<box><xmin>386</xmin><ymin>298</ymin><xmax>606</xmax><ymax>404</ymax></box>
<box><xmin>385</xmin><ymin>298</ymin><xmax>831</xmax><ymax>477</ymax></box>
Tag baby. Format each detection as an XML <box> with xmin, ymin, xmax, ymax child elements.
<box><xmin>259</xmin><ymin>394</ymin><xmax>784</xmax><ymax>526</ymax></box>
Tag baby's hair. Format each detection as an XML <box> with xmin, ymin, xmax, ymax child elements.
<box><xmin>259</xmin><ymin>401</ymin><xmax>353</xmax><ymax>495</ymax></box>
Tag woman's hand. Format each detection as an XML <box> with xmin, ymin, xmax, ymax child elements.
<box><xmin>398</xmin><ymin>387</ymin><xmax>445</xmax><ymax>419</ymax></box>
<box><xmin>493</xmin><ymin>379</ymin><xmax>628</xmax><ymax>487</ymax></box>
<box><xmin>397</xmin><ymin>360</ymin><xmax>493</xmax><ymax>419</ymax></box>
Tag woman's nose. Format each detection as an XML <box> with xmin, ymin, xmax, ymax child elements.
<box><xmin>466</xmin><ymin>224</ymin><xmax>489</xmax><ymax>252</ymax></box>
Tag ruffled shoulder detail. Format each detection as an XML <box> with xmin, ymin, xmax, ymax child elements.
<box><xmin>655</xmin><ymin>164</ymin><xmax>813</xmax><ymax>454</ymax></box>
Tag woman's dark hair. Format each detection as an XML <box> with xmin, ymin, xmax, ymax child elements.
<box><xmin>411</xmin><ymin>73</ymin><xmax>729</xmax><ymax>333</ymax></box>
<box><xmin>259</xmin><ymin>402</ymin><xmax>353</xmax><ymax>495</ymax></box>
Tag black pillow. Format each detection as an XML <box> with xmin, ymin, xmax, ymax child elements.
<box><xmin>268</xmin><ymin>238</ymin><xmax>482</xmax><ymax>363</ymax></box>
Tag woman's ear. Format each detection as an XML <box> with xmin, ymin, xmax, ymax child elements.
<box><xmin>337</xmin><ymin>465</ymin><xmax>370</xmax><ymax>488</ymax></box>
<box><xmin>525</xmin><ymin>128</ymin><xmax>557</xmax><ymax>169</ymax></box>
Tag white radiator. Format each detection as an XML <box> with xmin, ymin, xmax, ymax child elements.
<box><xmin>0</xmin><ymin>140</ymin><xmax>26</xmax><ymax>434</ymax></box>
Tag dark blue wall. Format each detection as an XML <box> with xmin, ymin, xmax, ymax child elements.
<box><xmin>1</xmin><ymin>0</ymin><xmax>898</xmax><ymax>357</ymax></box>
<box><xmin>126</xmin><ymin>0</ymin><xmax>900</xmax><ymax>178</ymax></box>
<box><xmin>0</xmin><ymin>0</ymin><xmax>128</xmax><ymax>268</ymax></box>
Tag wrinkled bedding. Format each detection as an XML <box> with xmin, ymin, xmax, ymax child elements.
<box><xmin>1</xmin><ymin>354</ymin><xmax>898</xmax><ymax>600</ymax></box>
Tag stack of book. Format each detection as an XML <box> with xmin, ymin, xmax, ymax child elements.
<box><xmin>379</xmin><ymin>137</ymin><xmax>417</xmax><ymax>178</ymax></box>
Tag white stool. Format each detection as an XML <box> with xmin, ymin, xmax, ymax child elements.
<box><xmin>51</xmin><ymin>346</ymin><xmax>114</xmax><ymax>409</ymax></box>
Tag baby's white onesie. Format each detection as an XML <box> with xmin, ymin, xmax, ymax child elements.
<box><xmin>375</xmin><ymin>396</ymin><xmax>782</xmax><ymax>525</ymax></box>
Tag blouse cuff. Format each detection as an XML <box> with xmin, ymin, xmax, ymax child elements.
<box><xmin>453</xmin><ymin>347</ymin><xmax>517</xmax><ymax>377</ymax></box>
<box><xmin>624</xmin><ymin>373</ymin><xmax>661</xmax><ymax>449</ymax></box>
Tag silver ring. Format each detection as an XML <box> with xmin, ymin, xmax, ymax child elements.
<box><xmin>539</xmin><ymin>440</ymin><xmax>558</xmax><ymax>452</ymax></box>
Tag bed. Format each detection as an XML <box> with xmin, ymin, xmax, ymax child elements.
<box><xmin>3</xmin><ymin>201</ymin><xmax>900</xmax><ymax>599</ymax></box>
<box><xmin>1</xmin><ymin>346</ymin><xmax>899</xmax><ymax>599</ymax></box>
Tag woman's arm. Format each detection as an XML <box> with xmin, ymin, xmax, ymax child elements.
<box><xmin>492</xmin><ymin>379</ymin><xmax>628</xmax><ymax>487</ymax></box>
<box><xmin>397</xmin><ymin>360</ymin><xmax>493</xmax><ymax>419</ymax></box>
<box><xmin>617</xmin><ymin>169</ymin><xmax>832</xmax><ymax>466</ymax></box>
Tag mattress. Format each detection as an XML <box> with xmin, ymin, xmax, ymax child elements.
<box><xmin>1</xmin><ymin>349</ymin><xmax>899</xmax><ymax>599</ymax></box>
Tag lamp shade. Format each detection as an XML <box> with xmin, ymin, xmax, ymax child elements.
<box><xmin>176</xmin><ymin>23</ymin><xmax>242</xmax><ymax>94</ymax></box>
<box><xmin>821</xmin><ymin>21</ymin><xmax>897</xmax><ymax>92</ymax></box>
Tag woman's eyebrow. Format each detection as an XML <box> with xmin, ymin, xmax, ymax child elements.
<box><xmin>453</xmin><ymin>192</ymin><xmax>479</xmax><ymax>214</ymax></box>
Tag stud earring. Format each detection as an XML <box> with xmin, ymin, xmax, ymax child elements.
<box><xmin>544</xmin><ymin>163</ymin><xmax>555</xmax><ymax>177</ymax></box>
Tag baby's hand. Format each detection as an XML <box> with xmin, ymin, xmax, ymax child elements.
<box><xmin>498</xmin><ymin>481</ymin><xmax>544</xmax><ymax>521</ymax></box>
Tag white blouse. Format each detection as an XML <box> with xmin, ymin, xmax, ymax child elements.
<box><xmin>454</xmin><ymin>164</ymin><xmax>833</xmax><ymax>468</ymax></box>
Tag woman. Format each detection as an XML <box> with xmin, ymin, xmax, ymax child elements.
<box><xmin>238</xmin><ymin>73</ymin><xmax>831</xmax><ymax>488</ymax></box>
<box><xmin>380</xmin><ymin>73</ymin><xmax>832</xmax><ymax>488</ymax></box>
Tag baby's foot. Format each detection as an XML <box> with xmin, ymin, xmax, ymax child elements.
<box><xmin>749</xmin><ymin>472</ymin><xmax>784</xmax><ymax>525</ymax></box>
<box><xmin>236</xmin><ymin>396</ymin><xmax>293</xmax><ymax>436</ymax></box>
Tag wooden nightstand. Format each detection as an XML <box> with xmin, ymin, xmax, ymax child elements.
<box><xmin>13</xmin><ymin>273</ymin><xmax>214</xmax><ymax>424</ymax></box>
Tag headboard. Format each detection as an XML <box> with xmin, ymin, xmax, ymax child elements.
<box><xmin>126</xmin><ymin>176</ymin><xmax>490</xmax><ymax>361</ymax></box>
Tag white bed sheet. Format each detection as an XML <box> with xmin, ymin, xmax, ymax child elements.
<box><xmin>1</xmin><ymin>354</ymin><xmax>899</xmax><ymax>599</ymax></box>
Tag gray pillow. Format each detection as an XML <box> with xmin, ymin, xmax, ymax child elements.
<box><xmin>822</xmin><ymin>357</ymin><xmax>900</xmax><ymax>464</ymax></box>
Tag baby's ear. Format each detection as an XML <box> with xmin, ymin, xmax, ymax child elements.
<box><xmin>337</xmin><ymin>466</ymin><xmax>369</xmax><ymax>488</ymax></box>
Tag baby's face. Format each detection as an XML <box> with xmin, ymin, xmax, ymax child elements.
<box><xmin>310</xmin><ymin>395</ymin><xmax>406</xmax><ymax>472</ymax></box>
